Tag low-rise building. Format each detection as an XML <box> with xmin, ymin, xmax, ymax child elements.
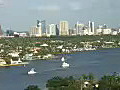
<box><xmin>111</xmin><ymin>30</ymin><xmax>118</xmax><ymax>35</ymax></box>
<box><xmin>96</xmin><ymin>28</ymin><xmax>102</xmax><ymax>35</ymax></box>
<box><xmin>102</xmin><ymin>29</ymin><xmax>112</xmax><ymax>35</ymax></box>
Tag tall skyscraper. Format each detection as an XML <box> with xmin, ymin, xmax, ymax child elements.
<box><xmin>37</xmin><ymin>23</ymin><xmax>42</xmax><ymax>36</ymax></box>
<box><xmin>59</xmin><ymin>21</ymin><xmax>69</xmax><ymax>36</ymax></box>
<box><xmin>88</xmin><ymin>21</ymin><xmax>95</xmax><ymax>35</ymax></box>
<box><xmin>37</xmin><ymin>20</ymin><xmax>46</xmax><ymax>35</ymax></box>
<box><xmin>56</xmin><ymin>25</ymin><xmax>59</xmax><ymax>36</ymax></box>
<box><xmin>49</xmin><ymin>24</ymin><xmax>56</xmax><ymax>36</ymax></box>
<box><xmin>0</xmin><ymin>25</ymin><xmax>3</xmax><ymax>36</ymax></box>
<box><xmin>41</xmin><ymin>20</ymin><xmax>46</xmax><ymax>34</ymax></box>
<box><xmin>75</xmin><ymin>22</ymin><xmax>84</xmax><ymax>35</ymax></box>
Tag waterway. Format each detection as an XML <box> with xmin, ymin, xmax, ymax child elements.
<box><xmin>0</xmin><ymin>48</ymin><xmax>120</xmax><ymax>90</ymax></box>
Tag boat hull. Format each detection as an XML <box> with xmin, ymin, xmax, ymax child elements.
<box><xmin>28</xmin><ymin>72</ymin><xmax>37</xmax><ymax>75</ymax></box>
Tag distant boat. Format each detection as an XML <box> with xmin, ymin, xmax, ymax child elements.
<box><xmin>62</xmin><ymin>62</ymin><xmax>69</xmax><ymax>68</ymax></box>
<box><xmin>28</xmin><ymin>68</ymin><xmax>37</xmax><ymax>75</ymax></box>
<box><xmin>61</xmin><ymin>57</ymin><xmax>65</xmax><ymax>62</ymax></box>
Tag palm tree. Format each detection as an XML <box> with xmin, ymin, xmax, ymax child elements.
<box><xmin>82</xmin><ymin>74</ymin><xmax>88</xmax><ymax>81</ymax></box>
<box><xmin>88</xmin><ymin>73</ymin><xmax>94</xmax><ymax>82</ymax></box>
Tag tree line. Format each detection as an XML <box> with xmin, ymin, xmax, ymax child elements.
<box><xmin>25</xmin><ymin>72</ymin><xmax>120</xmax><ymax>90</ymax></box>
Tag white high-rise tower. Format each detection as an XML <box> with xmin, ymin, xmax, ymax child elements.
<box><xmin>75</xmin><ymin>22</ymin><xmax>84</xmax><ymax>35</ymax></box>
<box><xmin>49</xmin><ymin>24</ymin><xmax>56</xmax><ymax>36</ymax></box>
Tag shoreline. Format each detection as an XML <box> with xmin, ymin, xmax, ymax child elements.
<box><xmin>0</xmin><ymin>47</ymin><xmax>119</xmax><ymax>67</ymax></box>
<box><xmin>0</xmin><ymin>64</ymin><xmax>25</xmax><ymax>67</ymax></box>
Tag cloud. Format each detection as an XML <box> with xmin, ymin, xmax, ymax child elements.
<box><xmin>0</xmin><ymin>0</ymin><xmax>3</xmax><ymax>3</ymax></box>
<box><xmin>69</xmin><ymin>2</ymin><xmax>82</xmax><ymax>11</ymax></box>
<box><xmin>68</xmin><ymin>0</ymin><xmax>96</xmax><ymax>11</ymax></box>
<box><xmin>31</xmin><ymin>5</ymin><xmax>60</xmax><ymax>11</ymax></box>
<box><xmin>0</xmin><ymin>0</ymin><xmax>4</xmax><ymax>6</ymax></box>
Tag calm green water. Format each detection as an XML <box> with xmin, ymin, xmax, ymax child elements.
<box><xmin>0</xmin><ymin>48</ymin><xmax>120</xmax><ymax>90</ymax></box>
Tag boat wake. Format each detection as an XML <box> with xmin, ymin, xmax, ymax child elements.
<box><xmin>43</xmin><ymin>68</ymin><xmax>67</xmax><ymax>73</ymax></box>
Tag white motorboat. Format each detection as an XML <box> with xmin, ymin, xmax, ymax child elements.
<box><xmin>62</xmin><ymin>62</ymin><xmax>69</xmax><ymax>68</ymax></box>
<box><xmin>28</xmin><ymin>68</ymin><xmax>37</xmax><ymax>75</ymax></box>
<box><xmin>61</xmin><ymin>57</ymin><xmax>65</xmax><ymax>62</ymax></box>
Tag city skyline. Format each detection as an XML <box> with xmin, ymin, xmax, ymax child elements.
<box><xmin>0</xmin><ymin>0</ymin><xmax>120</xmax><ymax>31</ymax></box>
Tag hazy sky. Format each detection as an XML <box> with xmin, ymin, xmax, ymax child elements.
<box><xmin>0</xmin><ymin>0</ymin><xmax>120</xmax><ymax>31</ymax></box>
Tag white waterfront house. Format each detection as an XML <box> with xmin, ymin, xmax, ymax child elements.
<box><xmin>8</xmin><ymin>52</ymin><xmax>19</xmax><ymax>57</ymax></box>
<box><xmin>8</xmin><ymin>52</ymin><xmax>22</xmax><ymax>64</ymax></box>
<box><xmin>10</xmin><ymin>58</ymin><xmax>22</xmax><ymax>64</ymax></box>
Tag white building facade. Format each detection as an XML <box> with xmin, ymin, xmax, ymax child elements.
<box><xmin>30</xmin><ymin>26</ymin><xmax>42</xmax><ymax>37</ymax></box>
<box><xmin>102</xmin><ymin>29</ymin><xmax>112</xmax><ymax>35</ymax></box>
<box><xmin>75</xmin><ymin>22</ymin><xmax>85</xmax><ymax>35</ymax></box>
<box><xmin>59</xmin><ymin>21</ymin><xmax>69</xmax><ymax>36</ymax></box>
<box><xmin>49</xmin><ymin>24</ymin><xmax>56</xmax><ymax>36</ymax></box>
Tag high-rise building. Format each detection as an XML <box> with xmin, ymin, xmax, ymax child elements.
<box><xmin>56</xmin><ymin>25</ymin><xmax>59</xmax><ymax>36</ymax></box>
<box><xmin>6</xmin><ymin>29</ymin><xmax>14</xmax><ymax>36</ymax></box>
<box><xmin>37</xmin><ymin>20</ymin><xmax>40</xmax><ymax>27</ymax></box>
<box><xmin>88</xmin><ymin>21</ymin><xmax>95</xmax><ymax>35</ymax></box>
<box><xmin>37</xmin><ymin>23</ymin><xmax>42</xmax><ymax>36</ymax></box>
<box><xmin>41</xmin><ymin>20</ymin><xmax>46</xmax><ymax>34</ymax></box>
<box><xmin>59</xmin><ymin>21</ymin><xmax>69</xmax><ymax>36</ymax></box>
<box><xmin>49</xmin><ymin>24</ymin><xmax>56</xmax><ymax>36</ymax></box>
<box><xmin>30</xmin><ymin>26</ymin><xmax>42</xmax><ymax>37</ymax></box>
<box><xmin>69</xmin><ymin>28</ymin><xmax>76</xmax><ymax>36</ymax></box>
<box><xmin>30</xmin><ymin>26</ymin><xmax>37</xmax><ymax>36</ymax></box>
<box><xmin>75</xmin><ymin>22</ymin><xmax>84</xmax><ymax>35</ymax></box>
<box><xmin>30</xmin><ymin>20</ymin><xmax>46</xmax><ymax>37</ymax></box>
<box><xmin>0</xmin><ymin>25</ymin><xmax>3</xmax><ymax>36</ymax></box>
<box><xmin>37</xmin><ymin>20</ymin><xmax>46</xmax><ymax>35</ymax></box>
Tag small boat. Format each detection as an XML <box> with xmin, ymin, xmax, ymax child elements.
<box><xmin>62</xmin><ymin>62</ymin><xmax>69</xmax><ymax>68</ymax></box>
<box><xmin>28</xmin><ymin>68</ymin><xmax>37</xmax><ymax>75</ymax></box>
<box><xmin>61</xmin><ymin>57</ymin><xmax>65</xmax><ymax>62</ymax></box>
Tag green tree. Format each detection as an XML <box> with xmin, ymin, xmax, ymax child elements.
<box><xmin>88</xmin><ymin>73</ymin><xmax>94</xmax><ymax>81</ymax></box>
<box><xmin>24</xmin><ymin>85</ymin><xmax>41</xmax><ymax>90</ymax></box>
<box><xmin>82</xmin><ymin>74</ymin><xmax>88</xmax><ymax>81</ymax></box>
<box><xmin>99</xmin><ymin>75</ymin><xmax>120</xmax><ymax>90</ymax></box>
